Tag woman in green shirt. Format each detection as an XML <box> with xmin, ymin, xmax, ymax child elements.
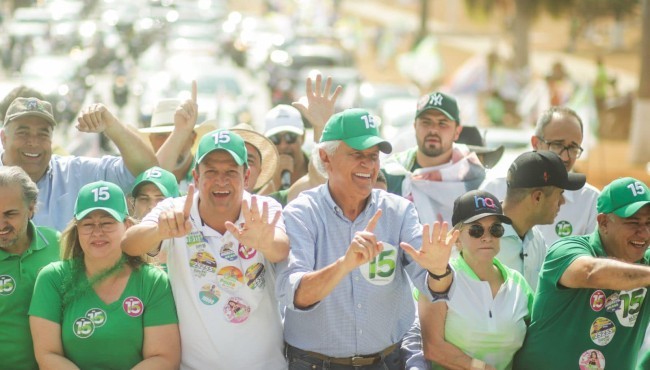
<box><xmin>29</xmin><ymin>181</ymin><xmax>180</xmax><ymax>369</ymax></box>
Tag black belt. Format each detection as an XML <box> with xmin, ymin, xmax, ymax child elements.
<box><xmin>286</xmin><ymin>342</ymin><xmax>400</xmax><ymax>367</ymax></box>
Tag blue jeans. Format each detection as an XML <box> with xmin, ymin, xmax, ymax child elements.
<box><xmin>286</xmin><ymin>344</ymin><xmax>404</xmax><ymax>370</ymax></box>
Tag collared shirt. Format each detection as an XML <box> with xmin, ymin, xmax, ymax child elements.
<box><xmin>0</xmin><ymin>221</ymin><xmax>60</xmax><ymax>370</ymax></box>
<box><xmin>0</xmin><ymin>152</ymin><xmax>134</xmax><ymax>231</ymax></box>
<box><xmin>497</xmin><ymin>224</ymin><xmax>547</xmax><ymax>291</ymax></box>
<box><xmin>276</xmin><ymin>185</ymin><xmax>431</xmax><ymax>357</ymax></box>
<box><xmin>480</xmin><ymin>176</ymin><xmax>600</xmax><ymax>244</ymax></box>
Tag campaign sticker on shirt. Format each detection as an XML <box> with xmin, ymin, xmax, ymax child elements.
<box><xmin>578</xmin><ymin>349</ymin><xmax>605</xmax><ymax>370</ymax></box>
<box><xmin>359</xmin><ymin>243</ymin><xmax>397</xmax><ymax>286</ymax></box>
<box><xmin>590</xmin><ymin>290</ymin><xmax>606</xmax><ymax>312</ymax></box>
<box><xmin>590</xmin><ymin>317</ymin><xmax>616</xmax><ymax>346</ymax></box>
<box><xmin>199</xmin><ymin>283</ymin><xmax>221</xmax><ymax>305</ymax></box>
<box><xmin>0</xmin><ymin>275</ymin><xmax>16</xmax><ymax>296</ymax></box>
<box><xmin>223</xmin><ymin>297</ymin><xmax>251</xmax><ymax>323</ymax></box>
<box><xmin>186</xmin><ymin>231</ymin><xmax>206</xmax><ymax>246</ymax></box>
<box><xmin>86</xmin><ymin>308</ymin><xmax>107</xmax><ymax>328</ymax></box>
<box><xmin>123</xmin><ymin>296</ymin><xmax>144</xmax><ymax>317</ymax></box>
<box><xmin>189</xmin><ymin>251</ymin><xmax>217</xmax><ymax>278</ymax></box>
<box><xmin>245</xmin><ymin>263</ymin><xmax>266</xmax><ymax>290</ymax></box>
<box><xmin>72</xmin><ymin>317</ymin><xmax>95</xmax><ymax>338</ymax></box>
<box><xmin>217</xmin><ymin>266</ymin><xmax>244</xmax><ymax>292</ymax></box>
<box><xmin>615</xmin><ymin>287</ymin><xmax>647</xmax><ymax>327</ymax></box>
<box><xmin>555</xmin><ymin>220</ymin><xmax>573</xmax><ymax>237</ymax></box>
<box><xmin>604</xmin><ymin>293</ymin><xmax>621</xmax><ymax>313</ymax></box>
<box><xmin>220</xmin><ymin>242</ymin><xmax>238</xmax><ymax>262</ymax></box>
<box><xmin>238</xmin><ymin>243</ymin><xmax>257</xmax><ymax>260</ymax></box>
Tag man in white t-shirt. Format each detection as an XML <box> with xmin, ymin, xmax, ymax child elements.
<box><xmin>122</xmin><ymin>127</ymin><xmax>289</xmax><ymax>369</ymax></box>
<box><xmin>481</xmin><ymin>107</ymin><xmax>599</xmax><ymax>244</ymax></box>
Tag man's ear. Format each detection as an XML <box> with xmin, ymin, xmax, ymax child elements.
<box><xmin>596</xmin><ymin>213</ymin><xmax>609</xmax><ymax>231</ymax></box>
<box><xmin>243</xmin><ymin>167</ymin><xmax>251</xmax><ymax>188</ymax></box>
<box><xmin>531</xmin><ymin>189</ymin><xmax>544</xmax><ymax>204</ymax></box>
<box><xmin>531</xmin><ymin>135</ymin><xmax>541</xmax><ymax>150</ymax></box>
<box><xmin>453</xmin><ymin>124</ymin><xmax>463</xmax><ymax>141</ymax></box>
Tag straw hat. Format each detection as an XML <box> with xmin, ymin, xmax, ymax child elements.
<box><xmin>230</xmin><ymin>123</ymin><xmax>279</xmax><ymax>191</ymax></box>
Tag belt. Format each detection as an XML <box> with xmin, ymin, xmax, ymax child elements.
<box><xmin>287</xmin><ymin>342</ymin><xmax>400</xmax><ymax>367</ymax></box>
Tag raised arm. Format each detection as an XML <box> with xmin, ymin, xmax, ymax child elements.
<box><xmin>157</xmin><ymin>81</ymin><xmax>198</xmax><ymax>173</ymax></box>
<box><xmin>77</xmin><ymin>104</ymin><xmax>157</xmax><ymax>176</ymax></box>
<box><xmin>292</xmin><ymin>74</ymin><xmax>342</xmax><ymax>142</ymax></box>
<box><xmin>559</xmin><ymin>256</ymin><xmax>650</xmax><ymax>290</ymax></box>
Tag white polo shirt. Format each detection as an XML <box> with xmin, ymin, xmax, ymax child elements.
<box><xmin>480</xmin><ymin>177</ymin><xmax>600</xmax><ymax>244</ymax></box>
<box><xmin>143</xmin><ymin>191</ymin><xmax>287</xmax><ymax>370</ymax></box>
<box><xmin>496</xmin><ymin>224</ymin><xmax>547</xmax><ymax>291</ymax></box>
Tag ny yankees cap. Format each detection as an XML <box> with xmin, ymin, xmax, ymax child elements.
<box><xmin>75</xmin><ymin>181</ymin><xmax>129</xmax><ymax>222</ymax></box>
<box><xmin>506</xmin><ymin>151</ymin><xmax>586</xmax><ymax>191</ymax></box>
<box><xmin>131</xmin><ymin>166</ymin><xmax>180</xmax><ymax>198</ymax></box>
<box><xmin>196</xmin><ymin>129</ymin><xmax>248</xmax><ymax>168</ymax></box>
<box><xmin>4</xmin><ymin>97</ymin><xmax>57</xmax><ymax>127</ymax></box>
<box><xmin>320</xmin><ymin>108</ymin><xmax>392</xmax><ymax>154</ymax></box>
<box><xmin>597</xmin><ymin>177</ymin><xmax>650</xmax><ymax>218</ymax></box>
<box><xmin>415</xmin><ymin>92</ymin><xmax>460</xmax><ymax>123</ymax></box>
<box><xmin>452</xmin><ymin>190</ymin><xmax>512</xmax><ymax>226</ymax></box>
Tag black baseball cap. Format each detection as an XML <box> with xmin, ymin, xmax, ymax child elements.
<box><xmin>506</xmin><ymin>151</ymin><xmax>586</xmax><ymax>190</ymax></box>
<box><xmin>452</xmin><ymin>190</ymin><xmax>512</xmax><ymax>226</ymax></box>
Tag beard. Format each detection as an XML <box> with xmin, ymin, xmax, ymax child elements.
<box><xmin>0</xmin><ymin>226</ymin><xmax>19</xmax><ymax>250</ymax></box>
<box><xmin>418</xmin><ymin>134</ymin><xmax>447</xmax><ymax>158</ymax></box>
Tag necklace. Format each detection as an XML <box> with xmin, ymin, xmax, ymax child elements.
<box><xmin>62</xmin><ymin>254</ymin><xmax>127</xmax><ymax>308</ymax></box>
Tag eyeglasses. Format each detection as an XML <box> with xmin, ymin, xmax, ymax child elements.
<box><xmin>465</xmin><ymin>223</ymin><xmax>505</xmax><ymax>239</ymax></box>
<box><xmin>537</xmin><ymin>137</ymin><xmax>584</xmax><ymax>159</ymax></box>
<box><xmin>77</xmin><ymin>221</ymin><xmax>120</xmax><ymax>235</ymax></box>
<box><xmin>269</xmin><ymin>132</ymin><xmax>299</xmax><ymax>145</ymax></box>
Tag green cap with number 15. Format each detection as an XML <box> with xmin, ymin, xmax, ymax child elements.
<box><xmin>75</xmin><ymin>181</ymin><xmax>128</xmax><ymax>221</ymax></box>
<box><xmin>597</xmin><ymin>177</ymin><xmax>650</xmax><ymax>218</ymax></box>
<box><xmin>320</xmin><ymin>108</ymin><xmax>392</xmax><ymax>154</ymax></box>
<box><xmin>196</xmin><ymin>129</ymin><xmax>248</xmax><ymax>168</ymax></box>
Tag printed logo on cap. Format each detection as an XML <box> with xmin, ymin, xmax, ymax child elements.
<box><xmin>555</xmin><ymin>220</ymin><xmax>573</xmax><ymax>237</ymax></box>
<box><xmin>86</xmin><ymin>308</ymin><xmax>107</xmax><ymax>328</ymax></box>
<box><xmin>578</xmin><ymin>349</ymin><xmax>605</xmax><ymax>370</ymax></box>
<box><xmin>615</xmin><ymin>287</ymin><xmax>647</xmax><ymax>327</ymax></box>
<box><xmin>474</xmin><ymin>195</ymin><xmax>497</xmax><ymax>210</ymax></box>
<box><xmin>73</xmin><ymin>317</ymin><xmax>95</xmax><ymax>338</ymax></box>
<box><xmin>590</xmin><ymin>290</ymin><xmax>606</xmax><ymax>312</ymax></box>
<box><xmin>429</xmin><ymin>93</ymin><xmax>444</xmax><ymax>106</ymax></box>
<box><xmin>123</xmin><ymin>296</ymin><xmax>144</xmax><ymax>317</ymax></box>
<box><xmin>0</xmin><ymin>275</ymin><xmax>16</xmax><ymax>296</ymax></box>
<box><xmin>359</xmin><ymin>243</ymin><xmax>397</xmax><ymax>286</ymax></box>
<box><xmin>589</xmin><ymin>317</ymin><xmax>616</xmax><ymax>346</ymax></box>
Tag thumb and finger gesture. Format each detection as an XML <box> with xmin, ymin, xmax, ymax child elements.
<box><xmin>343</xmin><ymin>210</ymin><xmax>384</xmax><ymax>270</ymax></box>
<box><xmin>225</xmin><ymin>196</ymin><xmax>281</xmax><ymax>252</ymax></box>
<box><xmin>400</xmin><ymin>221</ymin><xmax>459</xmax><ymax>273</ymax></box>
<box><xmin>158</xmin><ymin>184</ymin><xmax>195</xmax><ymax>239</ymax></box>
<box><xmin>174</xmin><ymin>80</ymin><xmax>199</xmax><ymax>134</ymax></box>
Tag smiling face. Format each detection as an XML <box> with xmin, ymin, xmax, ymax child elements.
<box><xmin>1</xmin><ymin>116</ymin><xmax>53</xmax><ymax>182</ymax></box>
<box><xmin>193</xmin><ymin>150</ymin><xmax>248</xmax><ymax>213</ymax></box>
<box><xmin>0</xmin><ymin>184</ymin><xmax>34</xmax><ymax>255</ymax></box>
<box><xmin>322</xmin><ymin>142</ymin><xmax>379</xmax><ymax>206</ymax></box>
<box><xmin>77</xmin><ymin>210</ymin><xmax>126</xmax><ymax>261</ymax></box>
<box><xmin>599</xmin><ymin>205</ymin><xmax>650</xmax><ymax>263</ymax></box>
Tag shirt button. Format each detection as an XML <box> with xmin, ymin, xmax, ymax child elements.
<box><xmin>358</xmin><ymin>329</ymin><xmax>363</xmax><ymax>334</ymax></box>
<box><xmin>354</xmin><ymin>276</ymin><xmax>360</xmax><ymax>281</ymax></box>
<box><xmin>357</xmin><ymin>303</ymin><xmax>362</xmax><ymax>309</ymax></box>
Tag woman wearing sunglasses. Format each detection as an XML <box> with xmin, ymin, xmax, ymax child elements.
<box><xmin>417</xmin><ymin>190</ymin><xmax>534</xmax><ymax>370</ymax></box>
<box><xmin>29</xmin><ymin>181</ymin><xmax>180</xmax><ymax>369</ymax></box>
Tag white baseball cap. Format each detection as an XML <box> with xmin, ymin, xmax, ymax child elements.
<box><xmin>139</xmin><ymin>99</ymin><xmax>180</xmax><ymax>133</ymax></box>
<box><xmin>264</xmin><ymin>104</ymin><xmax>304</xmax><ymax>137</ymax></box>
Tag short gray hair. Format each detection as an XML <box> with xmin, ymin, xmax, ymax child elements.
<box><xmin>0</xmin><ymin>166</ymin><xmax>39</xmax><ymax>206</ymax></box>
<box><xmin>311</xmin><ymin>140</ymin><xmax>342</xmax><ymax>179</ymax></box>
<box><xmin>534</xmin><ymin>107</ymin><xmax>584</xmax><ymax>138</ymax></box>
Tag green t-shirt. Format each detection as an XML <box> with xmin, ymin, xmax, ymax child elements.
<box><xmin>514</xmin><ymin>231</ymin><xmax>650</xmax><ymax>370</ymax></box>
<box><xmin>0</xmin><ymin>222</ymin><xmax>59</xmax><ymax>370</ymax></box>
<box><xmin>269</xmin><ymin>189</ymin><xmax>289</xmax><ymax>207</ymax></box>
<box><xmin>638</xmin><ymin>350</ymin><xmax>650</xmax><ymax>370</ymax></box>
<box><xmin>29</xmin><ymin>261</ymin><xmax>178</xmax><ymax>370</ymax></box>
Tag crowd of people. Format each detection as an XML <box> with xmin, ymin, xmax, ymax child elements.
<box><xmin>0</xmin><ymin>73</ymin><xmax>649</xmax><ymax>370</ymax></box>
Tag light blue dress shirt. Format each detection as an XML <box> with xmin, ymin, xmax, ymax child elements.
<box><xmin>276</xmin><ymin>185</ymin><xmax>433</xmax><ymax>358</ymax></box>
<box><xmin>1</xmin><ymin>152</ymin><xmax>134</xmax><ymax>231</ymax></box>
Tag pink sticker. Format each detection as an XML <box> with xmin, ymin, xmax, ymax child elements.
<box><xmin>238</xmin><ymin>243</ymin><xmax>257</xmax><ymax>260</ymax></box>
<box><xmin>578</xmin><ymin>349</ymin><xmax>605</xmax><ymax>369</ymax></box>
<box><xmin>223</xmin><ymin>297</ymin><xmax>251</xmax><ymax>323</ymax></box>
<box><xmin>590</xmin><ymin>290</ymin><xmax>606</xmax><ymax>312</ymax></box>
<box><xmin>123</xmin><ymin>296</ymin><xmax>144</xmax><ymax>317</ymax></box>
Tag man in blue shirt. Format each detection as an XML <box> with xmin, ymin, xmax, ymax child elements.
<box><xmin>277</xmin><ymin>108</ymin><xmax>459</xmax><ymax>369</ymax></box>
<box><xmin>0</xmin><ymin>97</ymin><xmax>157</xmax><ymax>231</ymax></box>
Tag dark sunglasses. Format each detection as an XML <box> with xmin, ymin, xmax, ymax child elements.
<box><xmin>270</xmin><ymin>132</ymin><xmax>299</xmax><ymax>145</ymax></box>
<box><xmin>466</xmin><ymin>223</ymin><xmax>505</xmax><ymax>239</ymax></box>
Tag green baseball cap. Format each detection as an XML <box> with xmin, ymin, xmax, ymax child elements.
<box><xmin>320</xmin><ymin>108</ymin><xmax>392</xmax><ymax>154</ymax></box>
<box><xmin>196</xmin><ymin>129</ymin><xmax>248</xmax><ymax>168</ymax></box>
<box><xmin>75</xmin><ymin>181</ymin><xmax>129</xmax><ymax>222</ymax></box>
<box><xmin>597</xmin><ymin>177</ymin><xmax>650</xmax><ymax>218</ymax></box>
<box><xmin>131</xmin><ymin>166</ymin><xmax>180</xmax><ymax>198</ymax></box>
<box><xmin>415</xmin><ymin>92</ymin><xmax>460</xmax><ymax>123</ymax></box>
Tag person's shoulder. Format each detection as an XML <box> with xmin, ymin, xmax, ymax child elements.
<box><xmin>250</xmin><ymin>192</ymin><xmax>282</xmax><ymax>209</ymax></box>
<box><xmin>34</xmin><ymin>225</ymin><xmax>61</xmax><ymax>241</ymax></box>
<box><xmin>374</xmin><ymin>189</ymin><xmax>415</xmax><ymax>213</ymax></box>
<box><xmin>574</xmin><ymin>181</ymin><xmax>600</xmax><ymax>197</ymax></box>
<box><xmin>285</xmin><ymin>184</ymin><xmax>324</xmax><ymax>210</ymax></box>
<box><xmin>39</xmin><ymin>259</ymin><xmax>70</xmax><ymax>276</ymax></box>
<box><xmin>547</xmin><ymin>233</ymin><xmax>593</xmax><ymax>255</ymax></box>
<box><xmin>138</xmin><ymin>263</ymin><xmax>169</xmax><ymax>280</ymax></box>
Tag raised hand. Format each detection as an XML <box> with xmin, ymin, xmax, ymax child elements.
<box><xmin>400</xmin><ymin>222</ymin><xmax>459</xmax><ymax>274</ymax></box>
<box><xmin>76</xmin><ymin>103</ymin><xmax>118</xmax><ymax>133</ymax></box>
<box><xmin>158</xmin><ymin>184</ymin><xmax>194</xmax><ymax>239</ymax></box>
<box><xmin>292</xmin><ymin>74</ymin><xmax>342</xmax><ymax>130</ymax></box>
<box><xmin>224</xmin><ymin>196</ymin><xmax>281</xmax><ymax>254</ymax></box>
<box><xmin>341</xmin><ymin>210</ymin><xmax>384</xmax><ymax>272</ymax></box>
<box><xmin>174</xmin><ymin>80</ymin><xmax>199</xmax><ymax>135</ymax></box>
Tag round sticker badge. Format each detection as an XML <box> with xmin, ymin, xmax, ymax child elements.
<box><xmin>220</xmin><ymin>242</ymin><xmax>238</xmax><ymax>262</ymax></box>
<box><xmin>238</xmin><ymin>243</ymin><xmax>257</xmax><ymax>260</ymax></box>
<box><xmin>245</xmin><ymin>263</ymin><xmax>266</xmax><ymax>290</ymax></box>
<box><xmin>0</xmin><ymin>275</ymin><xmax>16</xmax><ymax>296</ymax></box>
<box><xmin>590</xmin><ymin>290</ymin><xmax>606</xmax><ymax>312</ymax></box>
<box><xmin>590</xmin><ymin>317</ymin><xmax>616</xmax><ymax>346</ymax></box>
<box><xmin>615</xmin><ymin>287</ymin><xmax>647</xmax><ymax>328</ymax></box>
<box><xmin>223</xmin><ymin>297</ymin><xmax>251</xmax><ymax>323</ymax></box>
<box><xmin>217</xmin><ymin>266</ymin><xmax>244</xmax><ymax>292</ymax></box>
<box><xmin>604</xmin><ymin>293</ymin><xmax>621</xmax><ymax>313</ymax></box>
<box><xmin>578</xmin><ymin>349</ymin><xmax>605</xmax><ymax>370</ymax></box>
<box><xmin>189</xmin><ymin>251</ymin><xmax>217</xmax><ymax>278</ymax></box>
<box><xmin>359</xmin><ymin>243</ymin><xmax>397</xmax><ymax>286</ymax></box>
<box><xmin>199</xmin><ymin>283</ymin><xmax>221</xmax><ymax>305</ymax></box>
<box><xmin>73</xmin><ymin>317</ymin><xmax>95</xmax><ymax>338</ymax></box>
<box><xmin>555</xmin><ymin>220</ymin><xmax>573</xmax><ymax>237</ymax></box>
<box><xmin>86</xmin><ymin>308</ymin><xmax>107</xmax><ymax>328</ymax></box>
<box><xmin>123</xmin><ymin>296</ymin><xmax>144</xmax><ymax>317</ymax></box>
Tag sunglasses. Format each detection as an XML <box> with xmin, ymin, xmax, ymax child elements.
<box><xmin>465</xmin><ymin>223</ymin><xmax>505</xmax><ymax>239</ymax></box>
<box><xmin>270</xmin><ymin>132</ymin><xmax>299</xmax><ymax>145</ymax></box>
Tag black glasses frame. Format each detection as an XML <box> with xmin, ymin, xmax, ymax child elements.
<box><xmin>536</xmin><ymin>136</ymin><xmax>584</xmax><ymax>159</ymax></box>
<box><xmin>466</xmin><ymin>223</ymin><xmax>505</xmax><ymax>239</ymax></box>
<box><xmin>270</xmin><ymin>132</ymin><xmax>299</xmax><ymax>145</ymax></box>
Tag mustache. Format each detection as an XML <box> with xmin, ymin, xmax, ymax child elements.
<box><xmin>424</xmin><ymin>134</ymin><xmax>441</xmax><ymax>141</ymax></box>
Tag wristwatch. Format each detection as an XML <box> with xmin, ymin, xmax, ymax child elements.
<box><xmin>428</xmin><ymin>264</ymin><xmax>452</xmax><ymax>280</ymax></box>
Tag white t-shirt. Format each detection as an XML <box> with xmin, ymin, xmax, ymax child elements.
<box><xmin>497</xmin><ymin>224</ymin><xmax>547</xmax><ymax>291</ymax></box>
<box><xmin>480</xmin><ymin>177</ymin><xmax>600</xmax><ymax>244</ymax></box>
<box><xmin>143</xmin><ymin>191</ymin><xmax>287</xmax><ymax>370</ymax></box>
